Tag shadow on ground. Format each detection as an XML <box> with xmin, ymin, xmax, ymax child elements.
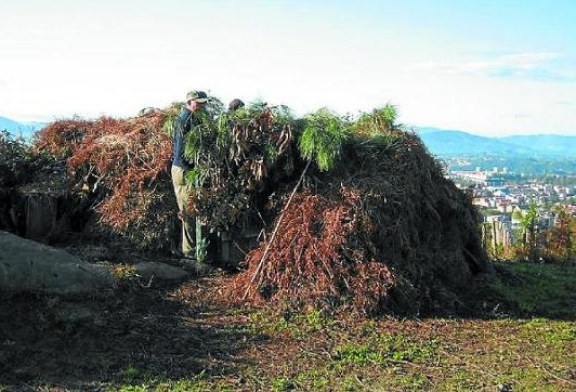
<box><xmin>0</xmin><ymin>276</ymin><xmax>257</xmax><ymax>391</ymax></box>
<box><xmin>463</xmin><ymin>261</ymin><xmax>576</xmax><ymax>321</ymax></box>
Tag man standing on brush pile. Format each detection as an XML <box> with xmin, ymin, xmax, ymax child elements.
<box><xmin>171</xmin><ymin>90</ymin><xmax>213</xmax><ymax>274</ymax></box>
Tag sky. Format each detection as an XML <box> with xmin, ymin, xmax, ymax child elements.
<box><xmin>1</xmin><ymin>0</ymin><xmax>575</xmax><ymax>136</ymax></box>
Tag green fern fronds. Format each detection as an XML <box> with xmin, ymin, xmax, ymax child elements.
<box><xmin>160</xmin><ymin>103</ymin><xmax>184</xmax><ymax>136</ymax></box>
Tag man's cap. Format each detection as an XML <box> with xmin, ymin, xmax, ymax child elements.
<box><xmin>186</xmin><ymin>90</ymin><xmax>208</xmax><ymax>103</ymax></box>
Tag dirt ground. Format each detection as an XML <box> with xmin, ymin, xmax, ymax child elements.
<box><xmin>0</xmin><ymin>264</ymin><xmax>493</xmax><ymax>392</ymax></box>
<box><xmin>0</xmin><ymin>248</ymin><xmax>493</xmax><ymax>392</ymax></box>
<box><xmin>0</xmin><ymin>271</ymin><xmax>259</xmax><ymax>391</ymax></box>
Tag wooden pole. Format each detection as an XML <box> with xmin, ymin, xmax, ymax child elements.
<box><xmin>243</xmin><ymin>159</ymin><xmax>312</xmax><ymax>300</ymax></box>
<box><xmin>492</xmin><ymin>220</ymin><xmax>498</xmax><ymax>258</ymax></box>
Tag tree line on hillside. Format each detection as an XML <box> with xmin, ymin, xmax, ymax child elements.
<box><xmin>483</xmin><ymin>202</ymin><xmax>576</xmax><ymax>263</ymax></box>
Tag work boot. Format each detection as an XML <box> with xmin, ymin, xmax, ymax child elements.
<box><xmin>181</xmin><ymin>253</ymin><xmax>196</xmax><ymax>261</ymax></box>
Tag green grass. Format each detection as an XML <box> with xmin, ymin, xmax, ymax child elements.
<box><xmin>488</xmin><ymin>262</ymin><xmax>576</xmax><ymax>318</ymax></box>
<box><xmin>248</xmin><ymin>308</ymin><xmax>336</xmax><ymax>339</ymax></box>
<box><xmin>333</xmin><ymin>334</ymin><xmax>438</xmax><ymax>366</ymax></box>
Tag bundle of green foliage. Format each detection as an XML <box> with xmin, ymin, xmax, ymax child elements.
<box><xmin>176</xmin><ymin>101</ymin><xmax>297</xmax><ymax>232</ymax></box>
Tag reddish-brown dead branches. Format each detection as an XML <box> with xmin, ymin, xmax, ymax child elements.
<box><xmin>232</xmin><ymin>190</ymin><xmax>394</xmax><ymax>315</ymax></box>
<box><xmin>34</xmin><ymin>115</ymin><xmax>174</xmax><ymax>247</ymax></box>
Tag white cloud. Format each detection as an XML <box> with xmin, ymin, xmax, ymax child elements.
<box><xmin>410</xmin><ymin>52</ymin><xmax>575</xmax><ymax>83</ymax></box>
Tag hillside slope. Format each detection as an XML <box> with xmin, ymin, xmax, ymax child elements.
<box><xmin>415</xmin><ymin>126</ymin><xmax>576</xmax><ymax>157</ymax></box>
<box><xmin>0</xmin><ymin>116</ymin><xmax>47</xmax><ymax>138</ymax></box>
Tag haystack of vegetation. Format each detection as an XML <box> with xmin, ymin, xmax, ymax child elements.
<box><xmin>232</xmin><ymin>107</ymin><xmax>488</xmax><ymax>315</ymax></box>
<box><xmin>33</xmin><ymin>114</ymin><xmax>176</xmax><ymax>249</ymax></box>
<box><xmin>25</xmin><ymin>96</ymin><xmax>487</xmax><ymax>316</ymax></box>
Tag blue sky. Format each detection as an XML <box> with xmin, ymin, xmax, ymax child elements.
<box><xmin>1</xmin><ymin>0</ymin><xmax>575</xmax><ymax>135</ymax></box>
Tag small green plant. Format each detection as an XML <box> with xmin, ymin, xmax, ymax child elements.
<box><xmin>442</xmin><ymin>369</ymin><xmax>483</xmax><ymax>391</ymax></box>
<box><xmin>112</xmin><ymin>264</ymin><xmax>137</xmax><ymax>281</ymax></box>
<box><xmin>293</xmin><ymin>309</ymin><xmax>335</xmax><ymax>334</ymax></box>
<box><xmin>247</xmin><ymin>309</ymin><xmax>335</xmax><ymax>338</ymax></box>
<box><xmin>155</xmin><ymin>379</ymin><xmax>214</xmax><ymax>392</ymax></box>
<box><xmin>270</xmin><ymin>376</ymin><xmax>296</xmax><ymax>391</ymax></box>
<box><xmin>353</xmin><ymin>104</ymin><xmax>402</xmax><ymax>149</ymax></box>
<box><xmin>335</xmin><ymin>343</ymin><xmax>386</xmax><ymax>365</ymax></box>
<box><xmin>121</xmin><ymin>364</ymin><xmax>141</xmax><ymax>382</ymax></box>
<box><xmin>294</xmin><ymin>370</ymin><xmax>330</xmax><ymax>389</ymax></box>
<box><xmin>523</xmin><ymin>318</ymin><xmax>576</xmax><ymax>343</ymax></box>
<box><xmin>117</xmin><ymin>385</ymin><xmax>147</xmax><ymax>392</ymax></box>
<box><xmin>340</xmin><ymin>376</ymin><xmax>361</xmax><ymax>391</ymax></box>
<box><xmin>355</xmin><ymin>319</ymin><xmax>377</xmax><ymax>336</ymax></box>
<box><xmin>395</xmin><ymin>373</ymin><xmax>431</xmax><ymax>391</ymax></box>
<box><xmin>151</xmin><ymin>371</ymin><xmax>214</xmax><ymax>392</ymax></box>
<box><xmin>334</xmin><ymin>334</ymin><xmax>438</xmax><ymax>366</ymax></box>
<box><xmin>247</xmin><ymin>310</ymin><xmax>291</xmax><ymax>335</ymax></box>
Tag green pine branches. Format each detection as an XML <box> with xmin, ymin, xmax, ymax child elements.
<box><xmin>298</xmin><ymin>108</ymin><xmax>349</xmax><ymax>172</ymax></box>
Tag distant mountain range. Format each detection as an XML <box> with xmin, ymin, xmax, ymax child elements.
<box><xmin>413</xmin><ymin>126</ymin><xmax>576</xmax><ymax>158</ymax></box>
<box><xmin>0</xmin><ymin>116</ymin><xmax>48</xmax><ymax>139</ymax></box>
<box><xmin>2</xmin><ymin>115</ymin><xmax>575</xmax><ymax>158</ymax></box>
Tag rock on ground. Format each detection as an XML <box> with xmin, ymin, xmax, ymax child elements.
<box><xmin>133</xmin><ymin>261</ymin><xmax>190</xmax><ymax>282</ymax></box>
<box><xmin>0</xmin><ymin>230</ymin><xmax>116</xmax><ymax>296</ymax></box>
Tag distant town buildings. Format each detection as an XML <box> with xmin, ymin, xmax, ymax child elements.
<box><xmin>448</xmin><ymin>166</ymin><xmax>576</xmax><ymax>252</ymax></box>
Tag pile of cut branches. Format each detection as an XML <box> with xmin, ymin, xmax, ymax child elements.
<box><xmin>0</xmin><ymin>131</ymin><xmax>60</xmax><ymax>234</ymax></box>
<box><xmin>30</xmin><ymin>98</ymin><xmax>488</xmax><ymax>316</ymax></box>
<box><xmin>0</xmin><ymin>131</ymin><xmax>51</xmax><ymax>189</ymax></box>
<box><xmin>236</xmin><ymin>190</ymin><xmax>395</xmax><ymax>314</ymax></box>
<box><xmin>230</xmin><ymin>107</ymin><xmax>488</xmax><ymax>316</ymax></box>
<box><xmin>30</xmin><ymin>100</ymin><xmax>298</xmax><ymax>250</ymax></box>
<box><xmin>34</xmin><ymin>114</ymin><xmax>175</xmax><ymax>249</ymax></box>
